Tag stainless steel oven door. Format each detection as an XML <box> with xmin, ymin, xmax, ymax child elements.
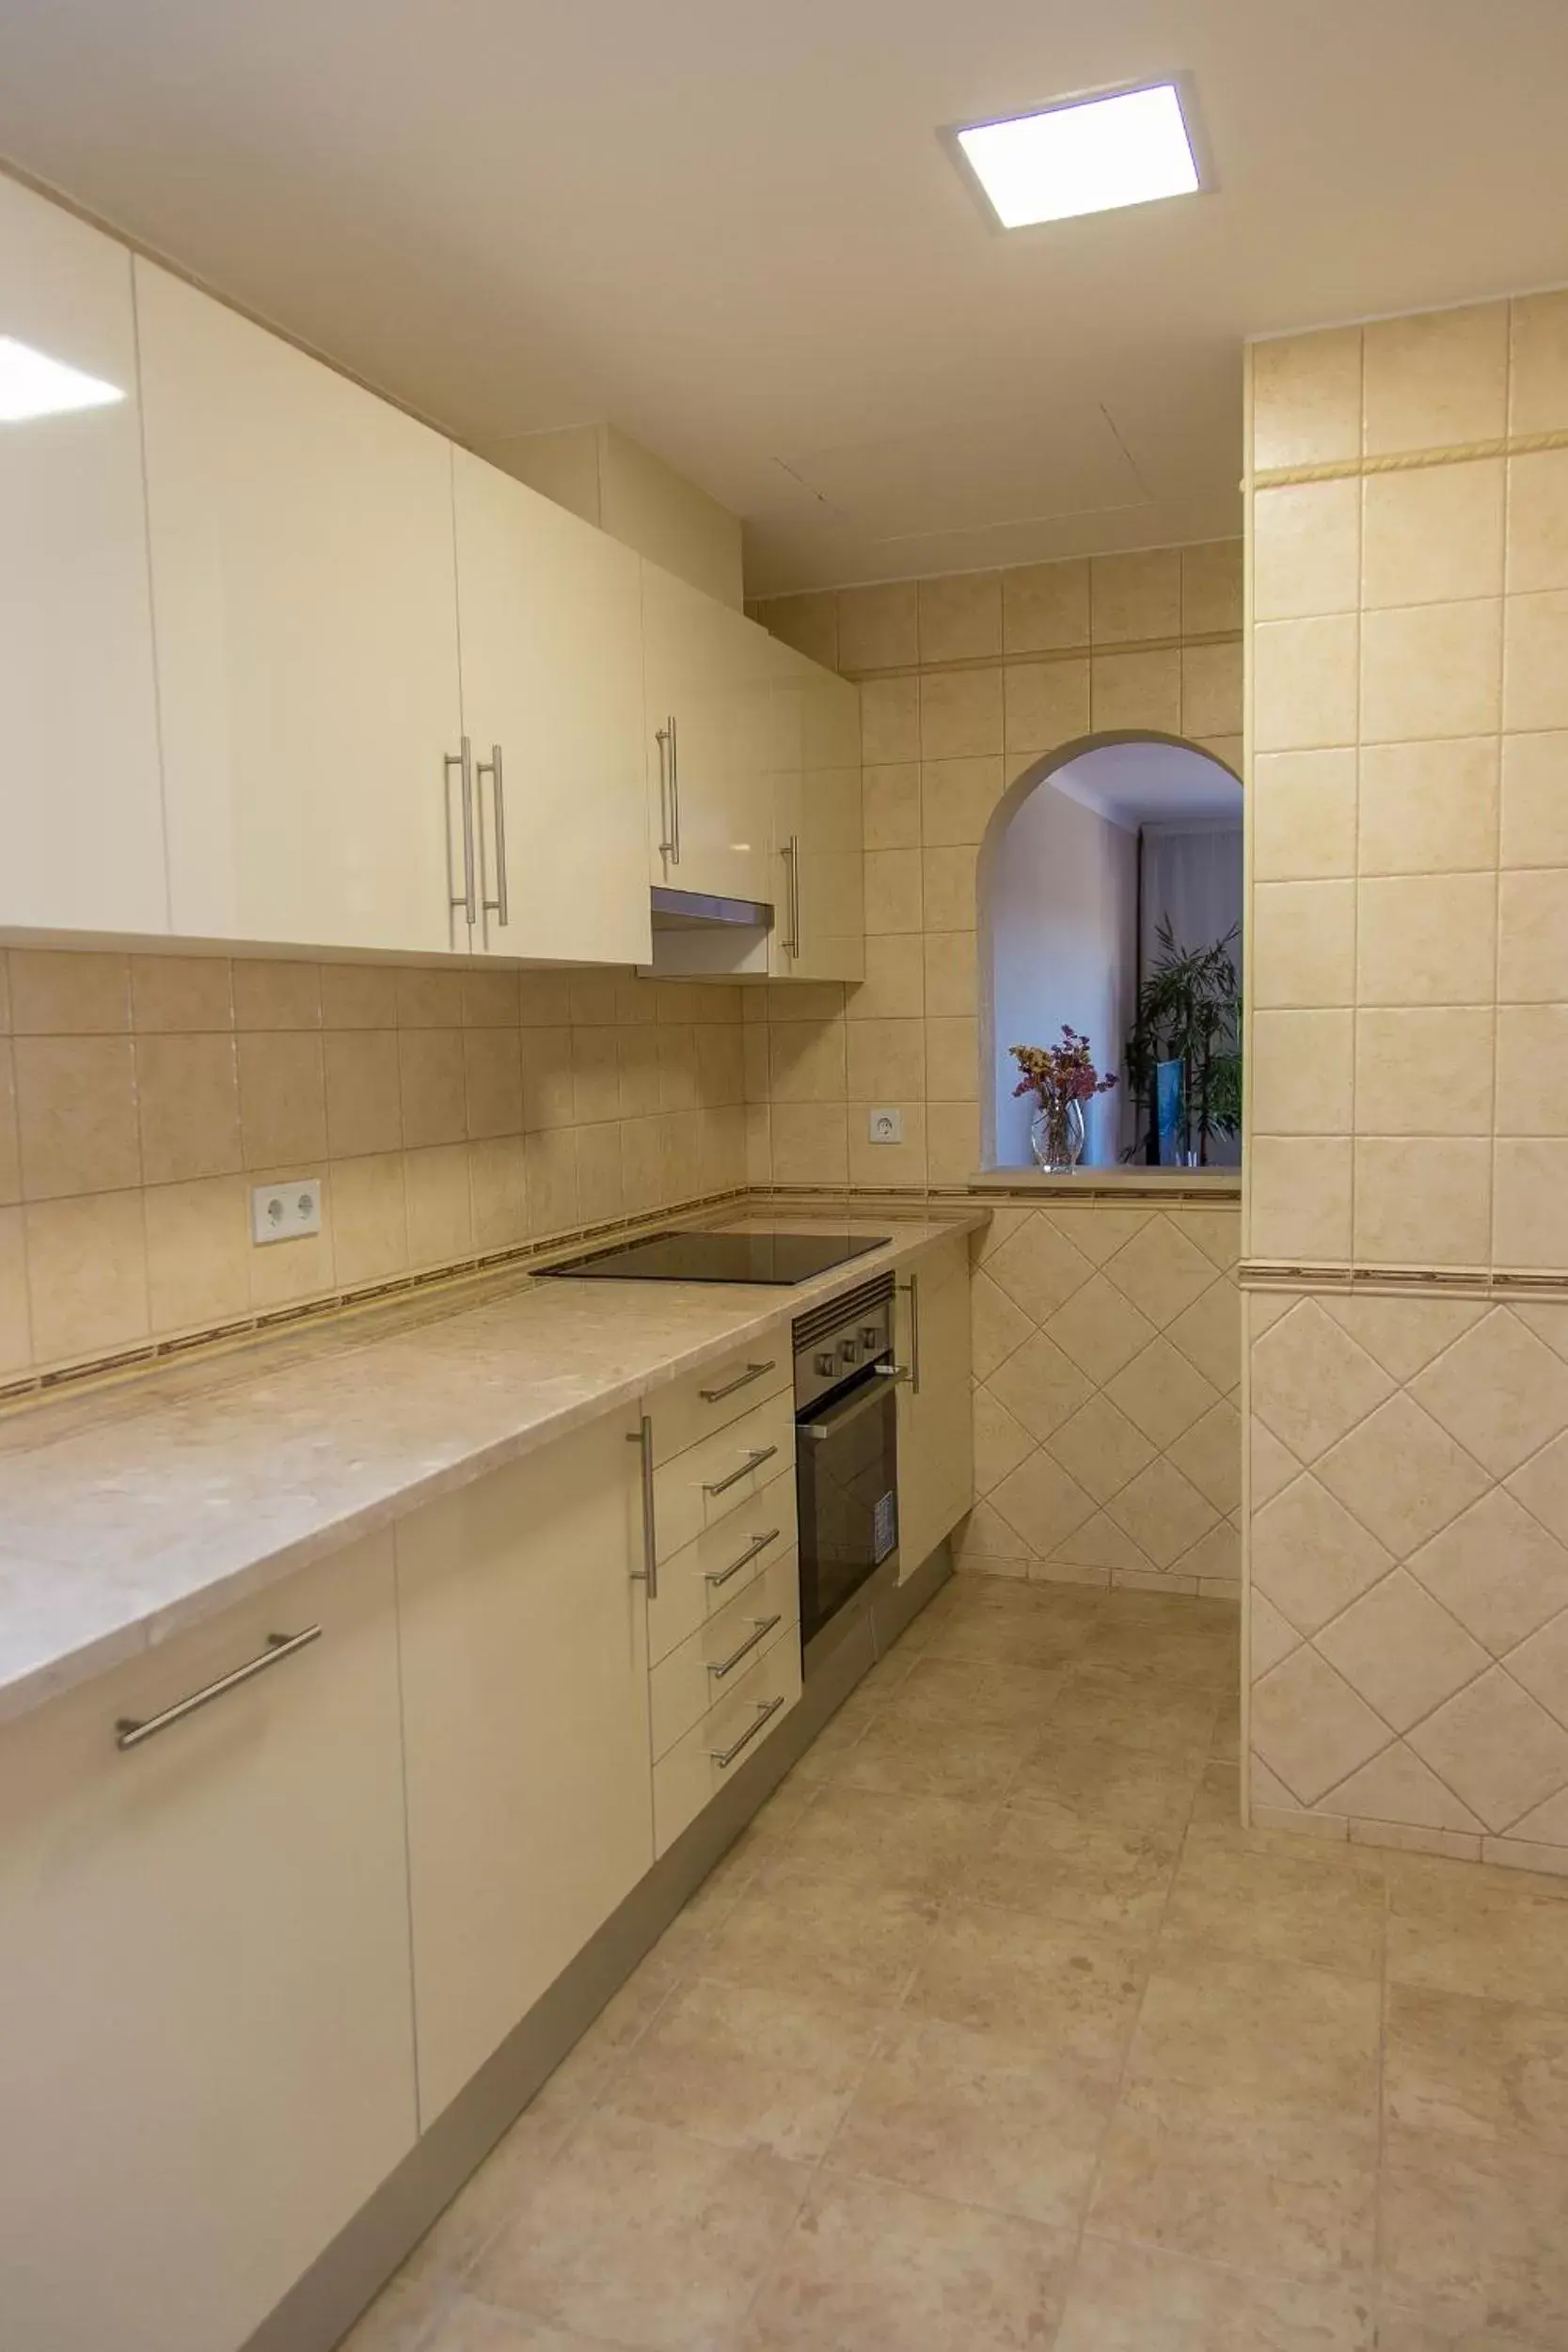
<box><xmin>796</xmin><ymin>1367</ymin><xmax>898</xmax><ymax>1658</ymax></box>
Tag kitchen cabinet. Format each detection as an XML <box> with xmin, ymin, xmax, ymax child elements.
<box><xmin>768</xmin><ymin>643</ymin><xmax>864</xmax><ymax>982</ymax></box>
<box><xmin>641</xmin><ymin>558</ymin><xmax>772</xmax><ymax>906</ymax></box>
<box><xmin>0</xmin><ymin>174</ymin><xmax>167</xmax><ymax>937</ymax></box>
<box><xmin>451</xmin><ymin>449</ymin><xmax>652</xmax><ymax>965</ymax></box>
<box><xmin>135</xmin><ymin>259</ymin><xmax>467</xmax><ymax>954</ymax></box>
<box><xmin>0</xmin><ymin>1534</ymin><xmax>417</xmax><ymax>2352</ymax></box>
<box><xmin>895</xmin><ymin>1233</ymin><xmax>975</xmax><ymax>1579</ymax></box>
<box><xmin>394</xmin><ymin>1410</ymin><xmax>655</xmax><ymax>2125</ymax></box>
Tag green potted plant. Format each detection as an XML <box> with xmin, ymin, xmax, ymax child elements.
<box><xmin>1123</xmin><ymin>920</ymin><xmax>1242</xmax><ymax>1167</ymax></box>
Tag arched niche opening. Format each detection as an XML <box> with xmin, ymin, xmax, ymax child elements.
<box><xmin>978</xmin><ymin>733</ymin><xmax>1243</xmax><ymax>1172</ymax></box>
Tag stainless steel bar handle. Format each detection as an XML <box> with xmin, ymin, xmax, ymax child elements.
<box><xmin>708</xmin><ymin>1613</ymin><xmax>784</xmax><ymax>1682</ymax></box>
<box><xmin>710</xmin><ymin>1691</ymin><xmax>785</xmax><ymax>1770</ymax></box>
<box><xmin>705</xmin><ymin>1528</ymin><xmax>782</xmax><ymax>1588</ymax></box>
<box><xmin>699</xmin><ymin>1359</ymin><xmax>776</xmax><ymax>1405</ymax></box>
<box><xmin>477</xmin><ymin>743</ymin><xmax>509</xmax><ymax>929</ymax></box>
<box><xmin>116</xmin><ymin>1626</ymin><xmax>321</xmax><ymax>1751</ymax></box>
<box><xmin>898</xmin><ymin>1273</ymin><xmax>922</xmax><ymax>1395</ymax></box>
<box><xmin>801</xmin><ymin>1377</ymin><xmax>897</xmax><ymax>1441</ymax></box>
<box><xmin>784</xmin><ymin>833</ymin><xmax>800</xmax><ymax>958</ymax></box>
<box><xmin>656</xmin><ymin>723</ymin><xmax>675</xmax><ymax>862</ymax></box>
<box><xmin>627</xmin><ymin>1417</ymin><xmax>658</xmax><ymax>1601</ymax></box>
<box><xmin>446</xmin><ymin>737</ymin><xmax>476</xmax><ymax>925</ymax></box>
<box><xmin>704</xmin><ymin>1443</ymin><xmax>779</xmax><ymax>1497</ymax></box>
<box><xmin>669</xmin><ymin>712</ymin><xmax>681</xmax><ymax>866</ymax></box>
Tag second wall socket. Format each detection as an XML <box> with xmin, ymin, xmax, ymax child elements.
<box><xmin>251</xmin><ymin>1178</ymin><xmax>323</xmax><ymax>1246</ymax></box>
<box><xmin>866</xmin><ymin>1108</ymin><xmax>903</xmax><ymax>1145</ymax></box>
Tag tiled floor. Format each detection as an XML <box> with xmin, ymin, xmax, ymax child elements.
<box><xmin>343</xmin><ymin>1575</ymin><xmax>1568</xmax><ymax>2352</ymax></box>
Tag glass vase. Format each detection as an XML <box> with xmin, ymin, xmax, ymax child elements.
<box><xmin>1029</xmin><ymin>1095</ymin><xmax>1085</xmax><ymax>1173</ymax></box>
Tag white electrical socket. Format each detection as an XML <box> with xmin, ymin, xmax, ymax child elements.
<box><xmin>867</xmin><ymin>1107</ymin><xmax>903</xmax><ymax>1145</ymax></box>
<box><xmin>250</xmin><ymin>1178</ymin><xmax>323</xmax><ymax>1247</ymax></box>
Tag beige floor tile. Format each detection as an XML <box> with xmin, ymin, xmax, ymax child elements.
<box><xmin>921</xmin><ymin>1597</ymin><xmax>1095</xmax><ymax>1668</ymax></box>
<box><xmin>1077</xmin><ymin>1613</ymin><xmax>1239</xmax><ymax>1688</ymax></box>
<box><xmin>467</xmin><ymin>2110</ymin><xmax>808</xmax><ymax>2351</ymax></box>
<box><xmin>338</xmin><ymin>2276</ymin><xmax>453</xmax><ymax>2350</ymax></box>
<box><xmin>833</xmin><ymin>1708</ymin><xmax>1030</xmax><ymax>1802</ymax></box>
<box><xmin>905</xmin><ymin>1899</ymin><xmax>1147</xmax><ymax>2070</ymax></box>
<box><xmin>960</xmin><ymin>1802</ymin><xmax>1180</xmax><ymax>1935</ymax></box>
<box><xmin>600</xmin><ymin>1977</ymin><xmax>885</xmax><ymax>2161</ymax></box>
<box><xmin>1055</xmin><ymin>2234</ymin><xmax>1376</xmax><ymax>2350</ymax></box>
<box><xmin>1381</xmin><ymin>2122</ymin><xmax>1568</xmax><ymax>2343</ymax></box>
<box><xmin>758</xmin><ymin>1784</ymin><xmax>994</xmax><ymax>1899</ymax></box>
<box><xmin>1161</xmin><ymin>1842</ymin><xmax>1386</xmax><ymax>1978</ymax></box>
<box><xmin>1387</xmin><ymin>1862</ymin><xmax>1568</xmax><ymax>2010</ymax></box>
<box><xmin>703</xmin><ymin>1867</ymin><xmax>939</xmax><ymax>2007</ymax></box>
<box><xmin>1386</xmin><ymin>1982</ymin><xmax>1568</xmax><ymax>2148</ymax></box>
<box><xmin>1045</xmin><ymin>1666</ymin><xmax>1222</xmax><ymax>1757</ymax></box>
<box><xmin>828</xmin><ymin>2013</ymin><xmax>1116</xmax><ymax>2227</ymax></box>
<box><xmin>888</xmin><ymin>1652</ymin><xmax>1062</xmax><ymax>1734</ymax></box>
<box><xmin>742</xmin><ymin>2168</ymin><xmax>1074</xmax><ymax>2351</ymax></box>
<box><xmin>1122</xmin><ymin>1951</ymin><xmax>1381</xmax><ymax>2125</ymax></box>
<box><xmin>1007</xmin><ymin>1731</ymin><xmax>1205</xmax><ymax>1830</ymax></box>
<box><xmin>1374</xmin><ymin>2307</ymin><xmax>1545</xmax><ymax>2349</ymax></box>
<box><xmin>420</xmin><ymin>2296</ymin><xmax>605</xmax><ymax>2348</ymax></box>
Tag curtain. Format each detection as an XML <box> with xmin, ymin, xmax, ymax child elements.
<box><xmin>1138</xmin><ymin>821</ymin><xmax>1243</xmax><ymax>1168</ymax></box>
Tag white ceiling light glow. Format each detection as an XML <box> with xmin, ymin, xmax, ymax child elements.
<box><xmin>0</xmin><ymin>335</ymin><xmax>124</xmax><ymax>421</ymax></box>
<box><xmin>956</xmin><ymin>83</ymin><xmax>1200</xmax><ymax>230</ymax></box>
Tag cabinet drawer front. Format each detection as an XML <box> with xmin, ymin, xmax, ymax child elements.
<box><xmin>651</xmin><ymin>1337</ymin><xmax>790</xmax><ymax>1465</ymax></box>
<box><xmin>647</xmin><ymin>1467</ymin><xmax>797</xmax><ymax>1664</ymax></box>
<box><xmin>654</xmin><ymin>1389</ymin><xmax>796</xmax><ymax>1561</ymax></box>
<box><xmin>650</xmin><ymin>1548</ymin><xmax>800</xmax><ymax>1760</ymax></box>
<box><xmin>652</xmin><ymin>1620</ymin><xmax>801</xmax><ymax>1856</ymax></box>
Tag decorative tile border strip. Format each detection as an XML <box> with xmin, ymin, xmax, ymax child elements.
<box><xmin>1252</xmin><ymin>424</ymin><xmax>1568</xmax><ymax>492</ymax></box>
<box><xmin>836</xmin><ymin>627</ymin><xmax>1241</xmax><ymax>685</ymax></box>
<box><xmin>1239</xmin><ymin>1259</ymin><xmax>1568</xmax><ymax>1299</ymax></box>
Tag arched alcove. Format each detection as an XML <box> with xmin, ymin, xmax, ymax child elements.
<box><xmin>978</xmin><ymin>732</ymin><xmax>1243</xmax><ymax>1171</ymax></box>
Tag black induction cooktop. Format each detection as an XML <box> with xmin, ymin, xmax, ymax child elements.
<box><xmin>534</xmin><ymin>1229</ymin><xmax>891</xmax><ymax>1286</ymax></box>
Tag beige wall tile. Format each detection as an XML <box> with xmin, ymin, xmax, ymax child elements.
<box><xmin>918</xmin><ymin>571</ymin><xmax>1001</xmax><ymax>662</ymax></box>
<box><xmin>1180</xmin><ymin>643</ymin><xmax>1242</xmax><ymax>739</ymax></box>
<box><xmin>469</xmin><ymin>1136</ymin><xmax>529</xmax><ymax>1252</ymax></box>
<box><xmin>399</xmin><ymin>1027</ymin><xmax>467</xmax><ymax>1148</ymax></box>
<box><xmin>0</xmin><ymin>959</ymin><xmax>8</xmax><ymax>1033</ymax></box>
<box><xmin>1361</xmin><ymin>600</ymin><xmax>1502</xmax><ymax>742</ymax></box>
<box><xmin>1251</xmin><ymin>328</ymin><xmax>1362</xmax><ymax>471</ymax></box>
<box><xmin>1506</xmin><ymin>448</ymin><xmax>1568</xmax><ymax>595</ymax></box>
<box><xmin>524</xmin><ymin>1128</ymin><xmax>578</xmax><ymax>1238</ymax></box>
<box><xmin>231</xmin><ymin>959</ymin><xmax>322</xmax><ymax>1030</ymax></box>
<box><xmin>923</xmin><ymin>930</ymin><xmax>977</xmax><ymax>1018</ymax></box>
<box><xmin>24</xmin><ymin>1190</ymin><xmax>149</xmax><ymax>1364</ymax></box>
<box><xmin>862</xmin><ymin>762</ymin><xmax>921</xmax><ymax>850</ymax></box>
<box><xmin>756</xmin><ymin>591</ymin><xmax>837</xmax><ymax>668</ymax></box>
<box><xmin>576</xmin><ymin>1120</ymin><xmax>625</xmax><ymax>1222</ymax></box>
<box><xmin>922</xmin><ymin>845</ymin><xmax>978</xmax><ymax>934</ymax></box>
<box><xmin>919</xmin><ymin>668</ymin><xmax>1003</xmax><ymax>759</ymax></box>
<box><xmin>570</xmin><ymin>1025</ymin><xmax>620</xmax><ymax>1126</ymax></box>
<box><xmin>1004</xmin><ymin>660</ymin><xmax>1090</xmax><ymax>756</ymax></box>
<box><xmin>135</xmin><ymin>1033</ymin><xmax>243</xmax><ymax>1185</ymax></box>
<box><xmin>0</xmin><ymin>1205</ymin><xmax>30</xmax><ymax>1373</ymax></box>
<box><xmin>770</xmin><ymin>1101</ymin><xmax>847</xmax><ymax>1184</ymax></box>
<box><xmin>13</xmin><ymin>1036</ymin><xmax>140</xmax><ymax>1200</ymax></box>
<box><xmin>9</xmin><ymin>950</ymin><xmax>131</xmax><ymax>1035</ymax></box>
<box><xmin>1497</xmin><ymin>867</ymin><xmax>1568</xmax><ymax>1003</ymax></box>
<box><xmin>695</xmin><ymin>1024</ymin><xmax>744</xmax><ymax>1106</ymax></box>
<box><xmin>144</xmin><ymin>1175</ymin><xmax>250</xmax><ymax>1334</ymax></box>
<box><xmin>1089</xmin><ymin>647</ymin><xmax>1180</xmax><ymax>734</ymax></box>
<box><xmin>846</xmin><ymin>1019</ymin><xmax>925</xmax><ymax>1102</ymax></box>
<box><xmin>1357</xmin><ymin>874</ymin><xmax>1497</xmax><ymax>1007</ymax></box>
<box><xmin>1181</xmin><ymin>542</ymin><xmax>1243</xmax><ymax>636</ymax></box>
<box><xmin>848</xmin><ymin>1104</ymin><xmax>928</xmax><ymax>1187</ymax></box>
<box><xmin>927</xmin><ymin>1101</ymin><xmax>980</xmax><ymax>1183</ymax></box>
<box><xmin>863</xmin><ymin>850</ymin><xmax>923</xmax><ymax>935</ymax></box>
<box><xmin>567</xmin><ymin>971</ymin><xmax>620</xmax><ymax>1026</ymax></box>
<box><xmin>237</xmin><ymin>1032</ymin><xmax>326</xmax><ymax>1168</ymax></box>
<box><xmin>404</xmin><ymin>1142</ymin><xmax>474</xmax><ymax>1269</ymax></box>
<box><xmin>324</xmin><ymin>1029</ymin><xmax>404</xmax><ymax>1158</ymax></box>
<box><xmin>1249</xmin><ymin>1009</ymin><xmax>1354</xmax><ymax>1134</ymax></box>
<box><xmin>1357</xmin><ymin>738</ymin><xmax>1499</xmax><ymax>876</ymax></box>
<box><xmin>1503</xmin><ymin>590</ymin><xmax>1568</xmax><ymax>732</ymax></box>
<box><xmin>860</xmin><ymin>675</ymin><xmax>920</xmax><ymax>764</ymax></box>
<box><xmin>656</xmin><ymin>1024</ymin><xmax>698</xmax><ymax>1111</ymax></box>
<box><xmin>522</xmin><ymin>1028</ymin><xmax>576</xmax><ymax>1131</ymax></box>
<box><xmin>1251</xmin><ymin>750</ymin><xmax>1358</xmax><ymax>882</ymax></box>
<box><xmin>1362</xmin><ymin>459</ymin><xmax>1505</xmax><ymax>608</ymax></box>
<box><xmin>769</xmin><ymin>1019</ymin><xmax>847</xmax><ymax>1104</ymax></box>
<box><xmin>848</xmin><ymin>934</ymin><xmax>925</xmax><ymax>1022</ymax></box>
<box><xmin>1250</xmin><ymin>881</ymin><xmax>1356</xmax><ymax>1008</ymax></box>
<box><xmin>1511</xmin><ymin>291</ymin><xmax>1568</xmax><ymax>434</ymax></box>
<box><xmin>1002</xmin><ymin>559</ymin><xmax>1089</xmax><ymax>655</ymax></box>
<box><xmin>0</xmin><ymin>1041</ymin><xmax>17</xmax><ymax>1207</ymax></box>
<box><xmin>1501</xmin><ymin>732</ymin><xmax>1568</xmax><ymax>866</ymax></box>
<box><xmin>1362</xmin><ymin>302</ymin><xmax>1508</xmax><ymax>453</ymax></box>
<box><xmin>130</xmin><ymin>955</ymin><xmax>233</xmax><ymax>1033</ymax></box>
<box><xmin>1494</xmin><ymin>1139</ymin><xmax>1568</xmax><ymax>1271</ymax></box>
<box><xmin>462</xmin><ymin>971</ymin><xmax>521</xmax><ymax>1029</ymax></box>
<box><xmin>1090</xmin><ymin>549</ymin><xmax>1180</xmax><ymax>644</ymax></box>
<box><xmin>1253</xmin><ymin>480</ymin><xmax>1360</xmax><ymax>621</ymax></box>
<box><xmin>1496</xmin><ymin>1005</ymin><xmax>1568</xmax><ymax>1135</ymax></box>
<box><xmin>1356</xmin><ymin>1008</ymin><xmax>1494</xmax><ymax>1135</ymax></box>
<box><xmin>1354</xmin><ymin>1137</ymin><xmax>1491</xmax><ymax>1267</ymax></box>
<box><xmin>921</xmin><ymin>757</ymin><xmax>1005</xmax><ymax>847</ymax></box>
<box><xmin>838</xmin><ymin>582</ymin><xmax>918</xmax><ymax>673</ymax></box>
<box><xmin>332</xmin><ymin>1152</ymin><xmax>408</xmax><ymax>1287</ymax></box>
<box><xmin>397</xmin><ymin>966</ymin><xmax>466</xmax><ymax>1028</ymax></box>
<box><xmin>321</xmin><ymin>962</ymin><xmax>399</xmax><ymax>1029</ymax></box>
<box><xmin>1247</xmin><ymin>1136</ymin><xmax>1353</xmax><ymax>1263</ymax></box>
<box><xmin>925</xmin><ymin>1017</ymin><xmax>978</xmax><ymax>1103</ymax></box>
<box><xmin>1253</xmin><ymin>616</ymin><xmax>1359</xmax><ymax>752</ymax></box>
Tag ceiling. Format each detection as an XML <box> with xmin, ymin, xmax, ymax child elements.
<box><xmin>1</xmin><ymin>1</ymin><xmax>1566</xmax><ymax>594</ymax></box>
<box><xmin>1052</xmin><ymin>739</ymin><xmax>1243</xmax><ymax>829</ymax></box>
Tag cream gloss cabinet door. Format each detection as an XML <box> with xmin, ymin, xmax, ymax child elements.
<box><xmin>641</xmin><ymin>559</ymin><xmax>770</xmax><ymax>906</ymax></box>
<box><xmin>451</xmin><ymin>449</ymin><xmax>651</xmax><ymax>965</ymax></box>
<box><xmin>0</xmin><ymin>1533</ymin><xmax>417</xmax><ymax>2352</ymax></box>
<box><xmin>768</xmin><ymin>644</ymin><xmax>863</xmax><ymax>982</ymax></box>
<box><xmin>395</xmin><ymin>1410</ymin><xmax>655</xmax><ymax>2126</ymax></box>
<box><xmin>896</xmin><ymin>1235</ymin><xmax>976</xmax><ymax>1579</ymax></box>
<box><xmin>0</xmin><ymin>175</ymin><xmax>167</xmax><ymax>935</ymax></box>
<box><xmin>135</xmin><ymin>259</ymin><xmax>467</xmax><ymax>953</ymax></box>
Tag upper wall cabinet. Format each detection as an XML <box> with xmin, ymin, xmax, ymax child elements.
<box><xmin>0</xmin><ymin>177</ymin><xmax>167</xmax><ymax>937</ymax></box>
<box><xmin>451</xmin><ymin>450</ymin><xmax>651</xmax><ymax>965</ymax></box>
<box><xmin>768</xmin><ymin>643</ymin><xmax>863</xmax><ymax>983</ymax></box>
<box><xmin>135</xmin><ymin>261</ymin><xmax>467</xmax><ymax>955</ymax></box>
<box><xmin>641</xmin><ymin>559</ymin><xmax>771</xmax><ymax>907</ymax></box>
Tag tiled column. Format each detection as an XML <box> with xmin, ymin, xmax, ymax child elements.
<box><xmin>1243</xmin><ymin>294</ymin><xmax>1568</xmax><ymax>1871</ymax></box>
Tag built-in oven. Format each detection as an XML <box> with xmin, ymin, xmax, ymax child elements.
<box><xmin>794</xmin><ymin>1274</ymin><xmax>900</xmax><ymax>1662</ymax></box>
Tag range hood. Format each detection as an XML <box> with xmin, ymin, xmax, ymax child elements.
<box><xmin>643</xmin><ymin>884</ymin><xmax>773</xmax><ymax>976</ymax></box>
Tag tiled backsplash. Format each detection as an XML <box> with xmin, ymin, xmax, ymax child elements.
<box><xmin>0</xmin><ymin>949</ymin><xmax>747</xmax><ymax>1381</ymax></box>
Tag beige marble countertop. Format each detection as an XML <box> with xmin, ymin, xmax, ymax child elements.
<box><xmin>0</xmin><ymin>1209</ymin><xmax>986</xmax><ymax>1726</ymax></box>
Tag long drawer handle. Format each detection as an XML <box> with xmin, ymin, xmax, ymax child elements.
<box><xmin>705</xmin><ymin>1444</ymin><xmax>779</xmax><ymax>1497</ymax></box>
<box><xmin>705</xmin><ymin>1528</ymin><xmax>782</xmax><ymax>1589</ymax></box>
<box><xmin>710</xmin><ymin>1692</ymin><xmax>786</xmax><ymax>1770</ymax></box>
<box><xmin>699</xmin><ymin>1359</ymin><xmax>777</xmax><ymax>1405</ymax></box>
<box><xmin>116</xmin><ymin>1627</ymin><xmax>321</xmax><ymax>1752</ymax></box>
<box><xmin>708</xmin><ymin>1613</ymin><xmax>784</xmax><ymax>1682</ymax></box>
<box><xmin>627</xmin><ymin>1417</ymin><xmax>658</xmax><ymax>1603</ymax></box>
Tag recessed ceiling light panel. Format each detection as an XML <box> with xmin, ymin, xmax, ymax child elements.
<box><xmin>0</xmin><ymin>335</ymin><xmax>125</xmax><ymax>422</ymax></box>
<box><xmin>955</xmin><ymin>82</ymin><xmax>1201</xmax><ymax>230</ymax></box>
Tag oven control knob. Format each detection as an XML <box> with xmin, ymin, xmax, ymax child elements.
<box><xmin>841</xmin><ymin>1338</ymin><xmax>860</xmax><ymax>1365</ymax></box>
<box><xmin>814</xmin><ymin>1350</ymin><xmax>836</xmax><ymax>1377</ymax></box>
<box><xmin>861</xmin><ymin>1325</ymin><xmax>881</xmax><ymax>1351</ymax></box>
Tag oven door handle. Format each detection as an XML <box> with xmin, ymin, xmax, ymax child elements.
<box><xmin>800</xmin><ymin>1375</ymin><xmax>899</xmax><ymax>1442</ymax></box>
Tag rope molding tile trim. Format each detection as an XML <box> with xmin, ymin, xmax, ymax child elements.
<box><xmin>1250</xmin><ymin>424</ymin><xmax>1568</xmax><ymax>493</ymax></box>
<box><xmin>1239</xmin><ymin>1260</ymin><xmax>1568</xmax><ymax>1299</ymax></box>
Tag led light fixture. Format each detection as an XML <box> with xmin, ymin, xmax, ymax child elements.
<box><xmin>956</xmin><ymin>82</ymin><xmax>1200</xmax><ymax>230</ymax></box>
<box><xmin>0</xmin><ymin>334</ymin><xmax>125</xmax><ymax>422</ymax></box>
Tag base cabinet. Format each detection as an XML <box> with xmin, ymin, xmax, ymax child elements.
<box><xmin>896</xmin><ymin>1235</ymin><xmax>976</xmax><ymax>1577</ymax></box>
<box><xmin>0</xmin><ymin>1535</ymin><xmax>417</xmax><ymax>2352</ymax></box>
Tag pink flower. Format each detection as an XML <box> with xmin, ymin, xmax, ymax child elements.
<box><xmin>1009</xmin><ymin>1029</ymin><xmax>1117</xmax><ymax>1107</ymax></box>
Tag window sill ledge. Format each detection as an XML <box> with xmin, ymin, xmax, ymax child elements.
<box><xmin>970</xmin><ymin>1166</ymin><xmax>1242</xmax><ymax>1201</ymax></box>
